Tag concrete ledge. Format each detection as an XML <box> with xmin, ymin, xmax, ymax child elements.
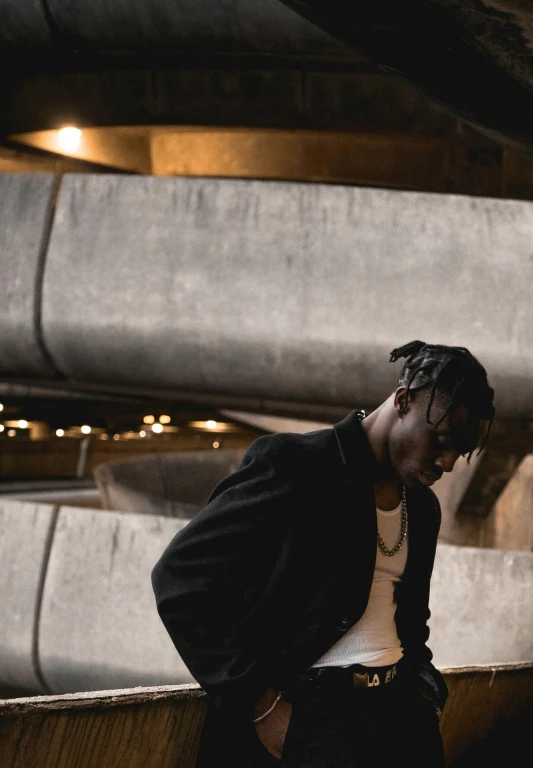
<box><xmin>94</xmin><ymin>449</ymin><xmax>246</xmax><ymax>516</ymax></box>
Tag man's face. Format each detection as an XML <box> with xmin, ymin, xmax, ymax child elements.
<box><xmin>389</xmin><ymin>388</ymin><xmax>489</xmax><ymax>490</ymax></box>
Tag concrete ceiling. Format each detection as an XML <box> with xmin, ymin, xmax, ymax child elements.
<box><xmin>1</xmin><ymin>1</ymin><xmax>533</xmax><ymax>155</ymax></box>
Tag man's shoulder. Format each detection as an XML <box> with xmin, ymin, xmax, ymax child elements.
<box><xmin>246</xmin><ymin>424</ymin><xmax>336</xmax><ymax>456</ymax></box>
<box><xmin>241</xmin><ymin>426</ymin><xmax>338</xmax><ymax>475</ymax></box>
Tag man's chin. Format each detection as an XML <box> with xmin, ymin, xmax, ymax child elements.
<box><xmin>401</xmin><ymin>472</ymin><xmax>432</xmax><ymax>490</ymax></box>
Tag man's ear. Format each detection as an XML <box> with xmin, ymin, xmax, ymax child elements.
<box><xmin>394</xmin><ymin>387</ymin><xmax>410</xmax><ymax>416</ymax></box>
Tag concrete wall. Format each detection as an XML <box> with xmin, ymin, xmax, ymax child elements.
<box><xmin>0</xmin><ymin>498</ymin><xmax>532</xmax><ymax>696</ymax></box>
<box><xmin>38</xmin><ymin>506</ymin><xmax>193</xmax><ymax>693</ymax></box>
<box><xmin>0</xmin><ymin>501</ymin><xmax>56</xmax><ymax>693</ymax></box>
<box><xmin>429</xmin><ymin>544</ymin><xmax>533</xmax><ymax>667</ymax></box>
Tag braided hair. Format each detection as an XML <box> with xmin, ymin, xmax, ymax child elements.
<box><xmin>389</xmin><ymin>340</ymin><xmax>495</xmax><ymax>461</ymax></box>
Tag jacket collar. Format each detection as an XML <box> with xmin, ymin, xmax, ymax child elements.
<box><xmin>333</xmin><ymin>410</ymin><xmax>378</xmax><ymax>482</ymax></box>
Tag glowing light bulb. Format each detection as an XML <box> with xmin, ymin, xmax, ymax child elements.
<box><xmin>0</xmin><ymin>404</ymin><xmax>3</xmax><ymax>412</ymax></box>
<box><xmin>56</xmin><ymin>428</ymin><xmax>64</xmax><ymax>437</ymax></box>
<box><xmin>18</xmin><ymin>420</ymin><xmax>28</xmax><ymax>429</ymax></box>
<box><xmin>139</xmin><ymin>430</ymin><xmax>146</xmax><ymax>437</ymax></box>
<box><xmin>213</xmin><ymin>441</ymin><xmax>220</xmax><ymax>449</ymax></box>
<box><xmin>81</xmin><ymin>425</ymin><xmax>91</xmax><ymax>435</ymax></box>
<box><xmin>143</xmin><ymin>415</ymin><xmax>155</xmax><ymax>424</ymax></box>
<box><xmin>8</xmin><ymin>429</ymin><xmax>16</xmax><ymax>437</ymax></box>
<box><xmin>0</xmin><ymin>425</ymin><xmax>4</xmax><ymax>433</ymax></box>
<box><xmin>57</xmin><ymin>126</ymin><xmax>82</xmax><ymax>153</ymax></box>
<box><xmin>206</xmin><ymin>420</ymin><xmax>217</xmax><ymax>429</ymax></box>
<box><xmin>152</xmin><ymin>423</ymin><xmax>163</xmax><ymax>434</ymax></box>
<box><xmin>159</xmin><ymin>415</ymin><xmax>171</xmax><ymax>424</ymax></box>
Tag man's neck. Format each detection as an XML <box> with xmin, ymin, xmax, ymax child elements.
<box><xmin>360</xmin><ymin>397</ymin><xmax>401</xmax><ymax>510</ymax></box>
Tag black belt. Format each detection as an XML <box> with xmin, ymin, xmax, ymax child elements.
<box><xmin>285</xmin><ymin>660</ymin><xmax>404</xmax><ymax>694</ymax></box>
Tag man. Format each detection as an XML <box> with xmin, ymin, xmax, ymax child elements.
<box><xmin>151</xmin><ymin>340</ymin><xmax>495</xmax><ymax>767</ymax></box>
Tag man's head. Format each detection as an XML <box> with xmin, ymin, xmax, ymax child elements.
<box><xmin>386</xmin><ymin>340</ymin><xmax>495</xmax><ymax>490</ymax></box>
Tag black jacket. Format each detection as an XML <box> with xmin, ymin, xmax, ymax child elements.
<box><xmin>151</xmin><ymin>410</ymin><xmax>448</xmax><ymax>719</ymax></box>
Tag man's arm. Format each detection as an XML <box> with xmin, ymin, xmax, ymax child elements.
<box><xmin>395</xmin><ymin>489</ymin><xmax>448</xmax><ymax>712</ymax></box>
<box><xmin>151</xmin><ymin>435</ymin><xmax>293</xmax><ymax>720</ymax></box>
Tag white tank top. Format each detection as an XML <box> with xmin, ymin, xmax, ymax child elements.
<box><xmin>312</xmin><ymin>504</ymin><xmax>408</xmax><ymax>668</ymax></box>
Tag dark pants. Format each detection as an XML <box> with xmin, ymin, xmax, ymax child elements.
<box><xmin>197</xmin><ymin>669</ymin><xmax>445</xmax><ymax>768</ymax></box>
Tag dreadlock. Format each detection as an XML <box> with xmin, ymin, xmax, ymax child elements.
<box><xmin>389</xmin><ymin>340</ymin><xmax>495</xmax><ymax>461</ymax></box>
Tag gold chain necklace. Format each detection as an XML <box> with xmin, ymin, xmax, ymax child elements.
<box><xmin>377</xmin><ymin>484</ymin><xmax>408</xmax><ymax>557</ymax></box>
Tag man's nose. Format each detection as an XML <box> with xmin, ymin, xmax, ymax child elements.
<box><xmin>435</xmin><ymin>450</ymin><xmax>461</xmax><ymax>473</ymax></box>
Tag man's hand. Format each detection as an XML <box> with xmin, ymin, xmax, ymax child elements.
<box><xmin>254</xmin><ymin>688</ymin><xmax>293</xmax><ymax>759</ymax></box>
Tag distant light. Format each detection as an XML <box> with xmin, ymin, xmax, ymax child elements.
<box><xmin>206</xmin><ymin>420</ymin><xmax>218</xmax><ymax>429</ymax></box>
<box><xmin>159</xmin><ymin>415</ymin><xmax>171</xmax><ymax>424</ymax></box>
<box><xmin>143</xmin><ymin>415</ymin><xmax>155</xmax><ymax>424</ymax></box>
<box><xmin>81</xmin><ymin>425</ymin><xmax>91</xmax><ymax>435</ymax></box>
<box><xmin>57</xmin><ymin>126</ymin><xmax>82</xmax><ymax>153</ymax></box>
<box><xmin>7</xmin><ymin>429</ymin><xmax>16</xmax><ymax>437</ymax></box>
<box><xmin>152</xmin><ymin>423</ymin><xmax>163</xmax><ymax>434</ymax></box>
<box><xmin>113</xmin><ymin>434</ymin><xmax>120</xmax><ymax>440</ymax></box>
<box><xmin>18</xmin><ymin>419</ymin><xmax>28</xmax><ymax>429</ymax></box>
<box><xmin>0</xmin><ymin>403</ymin><xmax>3</xmax><ymax>412</ymax></box>
<box><xmin>213</xmin><ymin>441</ymin><xmax>220</xmax><ymax>449</ymax></box>
<box><xmin>56</xmin><ymin>428</ymin><xmax>65</xmax><ymax>437</ymax></box>
<box><xmin>139</xmin><ymin>430</ymin><xmax>146</xmax><ymax>437</ymax></box>
<box><xmin>0</xmin><ymin>425</ymin><xmax>4</xmax><ymax>433</ymax></box>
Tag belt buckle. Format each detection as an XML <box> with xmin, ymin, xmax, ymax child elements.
<box><xmin>352</xmin><ymin>671</ymin><xmax>370</xmax><ymax>689</ymax></box>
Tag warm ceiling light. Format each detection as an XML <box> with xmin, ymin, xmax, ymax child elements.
<box><xmin>0</xmin><ymin>425</ymin><xmax>4</xmax><ymax>433</ymax></box>
<box><xmin>0</xmin><ymin>404</ymin><xmax>3</xmax><ymax>412</ymax></box>
<box><xmin>7</xmin><ymin>429</ymin><xmax>16</xmax><ymax>437</ymax></box>
<box><xmin>56</xmin><ymin>428</ymin><xmax>65</xmax><ymax>437</ymax></box>
<box><xmin>113</xmin><ymin>434</ymin><xmax>120</xmax><ymax>440</ymax></box>
<box><xmin>152</xmin><ymin>423</ymin><xmax>163</xmax><ymax>434</ymax></box>
<box><xmin>57</xmin><ymin>126</ymin><xmax>82</xmax><ymax>153</ymax></box>
<box><xmin>139</xmin><ymin>429</ymin><xmax>146</xmax><ymax>437</ymax></box>
<box><xmin>159</xmin><ymin>415</ymin><xmax>171</xmax><ymax>424</ymax></box>
<box><xmin>18</xmin><ymin>419</ymin><xmax>28</xmax><ymax>429</ymax></box>
<box><xmin>81</xmin><ymin>425</ymin><xmax>91</xmax><ymax>435</ymax></box>
<box><xmin>143</xmin><ymin>415</ymin><xmax>155</xmax><ymax>424</ymax></box>
<box><xmin>206</xmin><ymin>420</ymin><xmax>218</xmax><ymax>429</ymax></box>
<box><xmin>213</xmin><ymin>441</ymin><xmax>220</xmax><ymax>449</ymax></box>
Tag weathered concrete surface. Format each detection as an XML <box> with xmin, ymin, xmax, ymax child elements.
<box><xmin>94</xmin><ymin>449</ymin><xmax>246</xmax><ymax>517</ymax></box>
<box><xmin>42</xmin><ymin>175</ymin><xmax>533</xmax><ymax>416</ymax></box>
<box><xmin>1</xmin><ymin>666</ymin><xmax>533</xmax><ymax>767</ymax></box>
<box><xmin>429</xmin><ymin>544</ymin><xmax>533</xmax><ymax>667</ymax></box>
<box><xmin>39</xmin><ymin>506</ymin><xmax>194</xmax><ymax>693</ymax></box>
<box><xmin>0</xmin><ymin>500</ymin><xmax>56</xmax><ymax>693</ymax></box>
<box><xmin>491</xmin><ymin>453</ymin><xmax>533</xmax><ymax>551</ymax></box>
<box><xmin>0</xmin><ymin>173</ymin><xmax>57</xmax><ymax>377</ymax></box>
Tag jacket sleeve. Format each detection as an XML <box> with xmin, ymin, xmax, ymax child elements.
<box><xmin>395</xmin><ymin>489</ymin><xmax>448</xmax><ymax>712</ymax></box>
<box><xmin>151</xmin><ymin>434</ymin><xmax>293</xmax><ymax>720</ymax></box>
